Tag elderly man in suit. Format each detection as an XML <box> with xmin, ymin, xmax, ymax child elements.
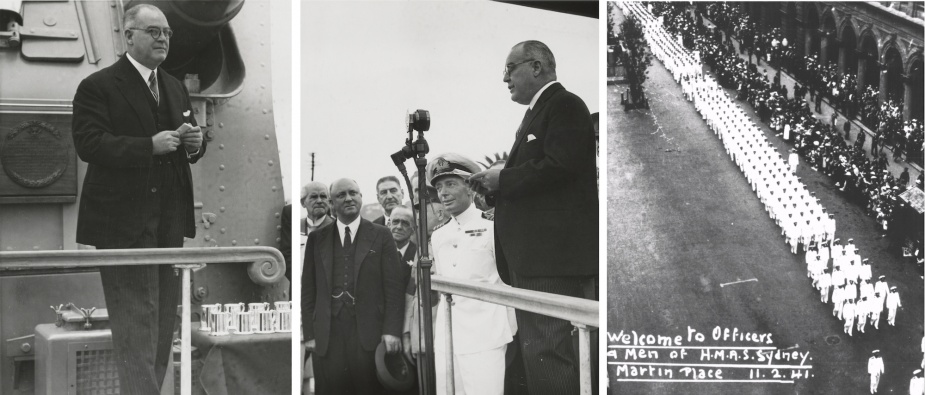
<box><xmin>302</xmin><ymin>178</ymin><xmax>405</xmax><ymax>394</ymax></box>
<box><xmin>303</xmin><ymin>181</ymin><xmax>335</xmax><ymax>234</ymax></box>
<box><xmin>374</xmin><ymin>175</ymin><xmax>405</xmax><ymax>226</ymax></box>
<box><xmin>470</xmin><ymin>40</ymin><xmax>598</xmax><ymax>395</ymax></box>
<box><xmin>71</xmin><ymin>4</ymin><xmax>204</xmax><ymax>394</ymax></box>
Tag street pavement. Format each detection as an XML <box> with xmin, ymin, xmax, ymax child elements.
<box><xmin>607</xmin><ymin>6</ymin><xmax>924</xmax><ymax>395</ymax></box>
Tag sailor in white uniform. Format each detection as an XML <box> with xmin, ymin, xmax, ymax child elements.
<box><xmin>886</xmin><ymin>286</ymin><xmax>902</xmax><ymax>326</ymax></box>
<box><xmin>427</xmin><ymin>153</ymin><xmax>515</xmax><ymax>395</ymax></box>
<box><xmin>869</xmin><ymin>350</ymin><xmax>884</xmax><ymax>394</ymax></box>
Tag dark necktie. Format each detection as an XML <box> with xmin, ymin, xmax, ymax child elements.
<box><xmin>343</xmin><ymin>226</ymin><xmax>352</xmax><ymax>250</ymax></box>
<box><xmin>515</xmin><ymin>107</ymin><xmax>532</xmax><ymax>140</ymax></box>
<box><xmin>148</xmin><ymin>71</ymin><xmax>159</xmax><ymax>104</ymax></box>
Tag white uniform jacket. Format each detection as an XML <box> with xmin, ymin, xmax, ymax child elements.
<box><xmin>433</xmin><ymin>205</ymin><xmax>515</xmax><ymax>355</ymax></box>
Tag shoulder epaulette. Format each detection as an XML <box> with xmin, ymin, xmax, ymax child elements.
<box><xmin>432</xmin><ymin>217</ymin><xmax>452</xmax><ymax>231</ymax></box>
<box><xmin>481</xmin><ymin>211</ymin><xmax>494</xmax><ymax>221</ymax></box>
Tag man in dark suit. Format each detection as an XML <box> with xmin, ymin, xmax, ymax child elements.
<box><xmin>470</xmin><ymin>40</ymin><xmax>598</xmax><ymax>395</ymax></box>
<box><xmin>71</xmin><ymin>4</ymin><xmax>204</xmax><ymax>394</ymax></box>
<box><xmin>389</xmin><ymin>206</ymin><xmax>417</xmax><ymax>284</ymax></box>
<box><xmin>302</xmin><ymin>178</ymin><xmax>405</xmax><ymax>394</ymax></box>
<box><xmin>303</xmin><ymin>181</ymin><xmax>335</xmax><ymax>234</ymax></box>
<box><xmin>291</xmin><ymin>181</ymin><xmax>335</xmax><ymax>290</ymax></box>
<box><xmin>388</xmin><ymin>206</ymin><xmax>422</xmax><ymax>394</ymax></box>
<box><xmin>373</xmin><ymin>175</ymin><xmax>405</xmax><ymax>226</ymax></box>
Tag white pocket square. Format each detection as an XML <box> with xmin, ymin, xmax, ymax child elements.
<box><xmin>527</xmin><ymin>134</ymin><xmax>536</xmax><ymax>142</ymax></box>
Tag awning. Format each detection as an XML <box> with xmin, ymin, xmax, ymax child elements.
<box><xmin>899</xmin><ymin>187</ymin><xmax>925</xmax><ymax>214</ymax></box>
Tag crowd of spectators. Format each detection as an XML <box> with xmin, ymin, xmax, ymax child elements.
<box><xmin>696</xmin><ymin>2</ymin><xmax>925</xmax><ymax>167</ymax></box>
<box><xmin>650</xmin><ymin>2</ymin><xmax>923</xmax><ymax>252</ymax></box>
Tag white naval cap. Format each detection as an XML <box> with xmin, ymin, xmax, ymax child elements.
<box><xmin>426</xmin><ymin>153</ymin><xmax>481</xmax><ymax>187</ymax></box>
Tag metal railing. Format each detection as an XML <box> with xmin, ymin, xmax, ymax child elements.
<box><xmin>431</xmin><ymin>275</ymin><xmax>598</xmax><ymax>395</ymax></box>
<box><xmin>0</xmin><ymin>246</ymin><xmax>286</xmax><ymax>395</ymax></box>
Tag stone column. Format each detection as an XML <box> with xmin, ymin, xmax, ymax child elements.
<box><xmin>804</xmin><ymin>28</ymin><xmax>813</xmax><ymax>58</ymax></box>
<box><xmin>857</xmin><ymin>55</ymin><xmax>867</xmax><ymax>94</ymax></box>
<box><xmin>838</xmin><ymin>41</ymin><xmax>847</xmax><ymax>75</ymax></box>
<box><xmin>879</xmin><ymin>64</ymin><xmax>888</xmax><ymax>104</ymax></box>
<box><xmin>820</xmin><ymin>32</ymin><xmax>829</xmax><ymax>65</ymax></box>
<box><xmin>903</xmin><ymin>74</ymin><xmax>912</xmax><ymax>121</ymax></box>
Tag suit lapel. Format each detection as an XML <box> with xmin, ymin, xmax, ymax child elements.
<box><xmin>160</xmin><ymin>69</ymin><xmax>186</xmax><ymax>128</ymax></box>
<box><xmin>320</xmin><ymin>225</ymin><xmax>334</xmax><ymax>288</ymax></box>
<box><xmin>404</xmin><ymin>240</ymin><xmax>417</xmax><ymax>263</ymax></box>
<box><xmin>114</xmin><ymin>56</ymin><xmax>157</xmax><ymax>137</ymax></box>
<box><xmin>353</xmin><ymin>220</ymin><xmax>376</xmax><ymax>281</ymax></box>
<box><xmin>507</xmin><ymin>82</ymin><xmax>562</xmax><ymax>164</ymax></box>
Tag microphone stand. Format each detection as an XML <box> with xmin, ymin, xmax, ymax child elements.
<box><xmin>391</xmin><ymin>122</ymin><xmax>436</xmax><ymax>395</ymax></box>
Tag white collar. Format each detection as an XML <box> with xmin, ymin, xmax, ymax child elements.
<box><xmin>397</xmin><ymin>242</ymin><xmax>409</xmax><ymax>256</ymax></box>
<box><xmin>451</xmin><ymin>204</ymin><xmax>481</xmax><ymax>227</ymax></box>
<box><xmin>306</xmin><ymin>215</ymin><xmax>328</xmax><ymax>227</ymax></box>
<box><xmin>126</xmin><ymin>53</ymin><xmax>157</xmax><ymax>83</ymax></box>
<box><xmin>336</xmin><ymin>216</ymin><xmax>361</xmax><ymax>244</ymax></box>
<box><xmin>528</xmin><ymin>81</ymin><xmax>558</xmax><ymax>110</ymax></box>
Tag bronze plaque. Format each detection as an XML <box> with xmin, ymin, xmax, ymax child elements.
<box><xmin>1</xmin><ymin>120</ymin><xmax>71</xmax><ymax>188</ymax></box>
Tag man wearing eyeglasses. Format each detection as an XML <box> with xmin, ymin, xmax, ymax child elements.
<box><xmin>71</xmin><ymin>4</ymin><xmax>204</xmax><ymax>394</ymax></box>
<box><xmin>302</xmin><ymin>178</ymin><xmax>405</xmax><ymax>394</ymax></box>
<box><xmin>469</xmin><ymin>40</ymin><xmax>598</xmax><ymax>395</ymax></box>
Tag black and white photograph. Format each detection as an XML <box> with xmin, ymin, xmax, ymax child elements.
<box><xmin>0</xmin><ymin>0</ymin><xmax>293</xmax><ymax>394</ymax></box>
<box><xmin>299</xmin><ymin>2</ymin><xmax>600</xmax><ymax>394</ymax></box>
<box><xmin>608</xmin><ymin>2</ymin><xmax>924</xmax><ymax>394</ymax></box>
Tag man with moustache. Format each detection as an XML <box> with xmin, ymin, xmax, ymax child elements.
<box><xmin>374</xmin><ymin>176</ymin><xmax>405</xmax><ymax>226</ymax></box>
<box><xmin>302</xmin><ymin>181</ymin><xmax>335</xmax><ymax>234</ymax></box>
<box><xmin>71</xmin><ymin>4</ymin><xmax>203</xmax><ymax>393</ymax></box>
<box><xmin>286</xmin><ymin>181</ymin><xmax>334</xmax><ymax>295</ymax></box>
<box><xmin>302</xmin><ymin>178</ymin><xmax>405</xmax><ymax>394</ymax></box>
<box><xmin>470</xmin><ymin>40</ymin><xmax>597</xmax><ymax>395</ymax></box>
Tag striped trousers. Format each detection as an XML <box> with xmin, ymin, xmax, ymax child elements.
<box><xmin>96</xmin><ymin>159</ymin><xmax>186</xmax><ymax>395</ymax></box>
<box><xmin>509</xmin><ymin>274</ymin><xmax>585</xmax><ymax>395</ymax></box>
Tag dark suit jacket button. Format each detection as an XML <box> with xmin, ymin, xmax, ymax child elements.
<box><xmin>151</xmin><ymin>187</ymin><xmax>157</xmax><ymax>193</ymax></box>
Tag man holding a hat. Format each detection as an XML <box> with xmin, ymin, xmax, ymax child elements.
<box><xmin>428</xmin><ymin>153</ymin><xmax>515</xmax><ymax>395</ymax></box>
<box><xmin>302</xmin><ymin>178</ymin><xmax>405</xmax><ymax>394</ymax></box>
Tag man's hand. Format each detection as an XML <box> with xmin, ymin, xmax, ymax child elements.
<box><xmin>402</xmin><ymin>332</ymin><xmax>413</xmax><ymax>362</ymax></box>
<box><xmin>468</xmin><ymin>169</ymin><xmax>502</xmax><ymax>195</ymax></box>
<box><xmin>304</xmin><ymin>339</ymin><xmax>316</xmax><ymax>353</ymax></box>
<box><xmin>152</xmin><ymin>130</ymin><xmax>180</xmax><ymax>155</ymax></box>
<box><xmin>382</xmin><ymin>334</ymin><xmax>401</xmax><ymax>354</ymax></box>
<box><xmin>178</xmin><ymin>123</ymin><xmax>203</xmax><ymax>153</ymax></box>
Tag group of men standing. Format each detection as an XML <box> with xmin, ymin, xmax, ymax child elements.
<box><xmin>67</xmin><ymin>3</ymin><xmax>597</xmax><ymax>392</ymax></box>
<box><xmin>806</xmin><ymin>240</ymin><xmax>903</xmax><ymax>336</ymax></box>
<box><xmin>301</xmin><ymin>40</ymin><xmax>598</xmax><ymax>394</ymax></box>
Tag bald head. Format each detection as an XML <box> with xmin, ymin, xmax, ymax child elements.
<box><xmin>330</xmin><ymin>178</ymin><xmax>362</xmax><ymax>223</ymax></box>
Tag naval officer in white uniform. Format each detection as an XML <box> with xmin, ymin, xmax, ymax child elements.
<box><xmin>428</xmin><ymin>153</ymin><xmax>515</xmax><ymax>395</ymax></box>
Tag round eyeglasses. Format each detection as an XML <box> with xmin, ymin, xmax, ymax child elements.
<box><xmin>129</xmin><ymin>27</ymin><xmax>173</xmax><ymax>40</ymax></box>
<box><xmin>503</xmin><ymin>59</ymin><xmax>536</xmax><ymax>78</ymax></box>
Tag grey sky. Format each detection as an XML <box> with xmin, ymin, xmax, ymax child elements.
<box><xmin>300</xmin><ymin>1</ymin><xmax>598</xmax><ymax>213</ymax></box>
